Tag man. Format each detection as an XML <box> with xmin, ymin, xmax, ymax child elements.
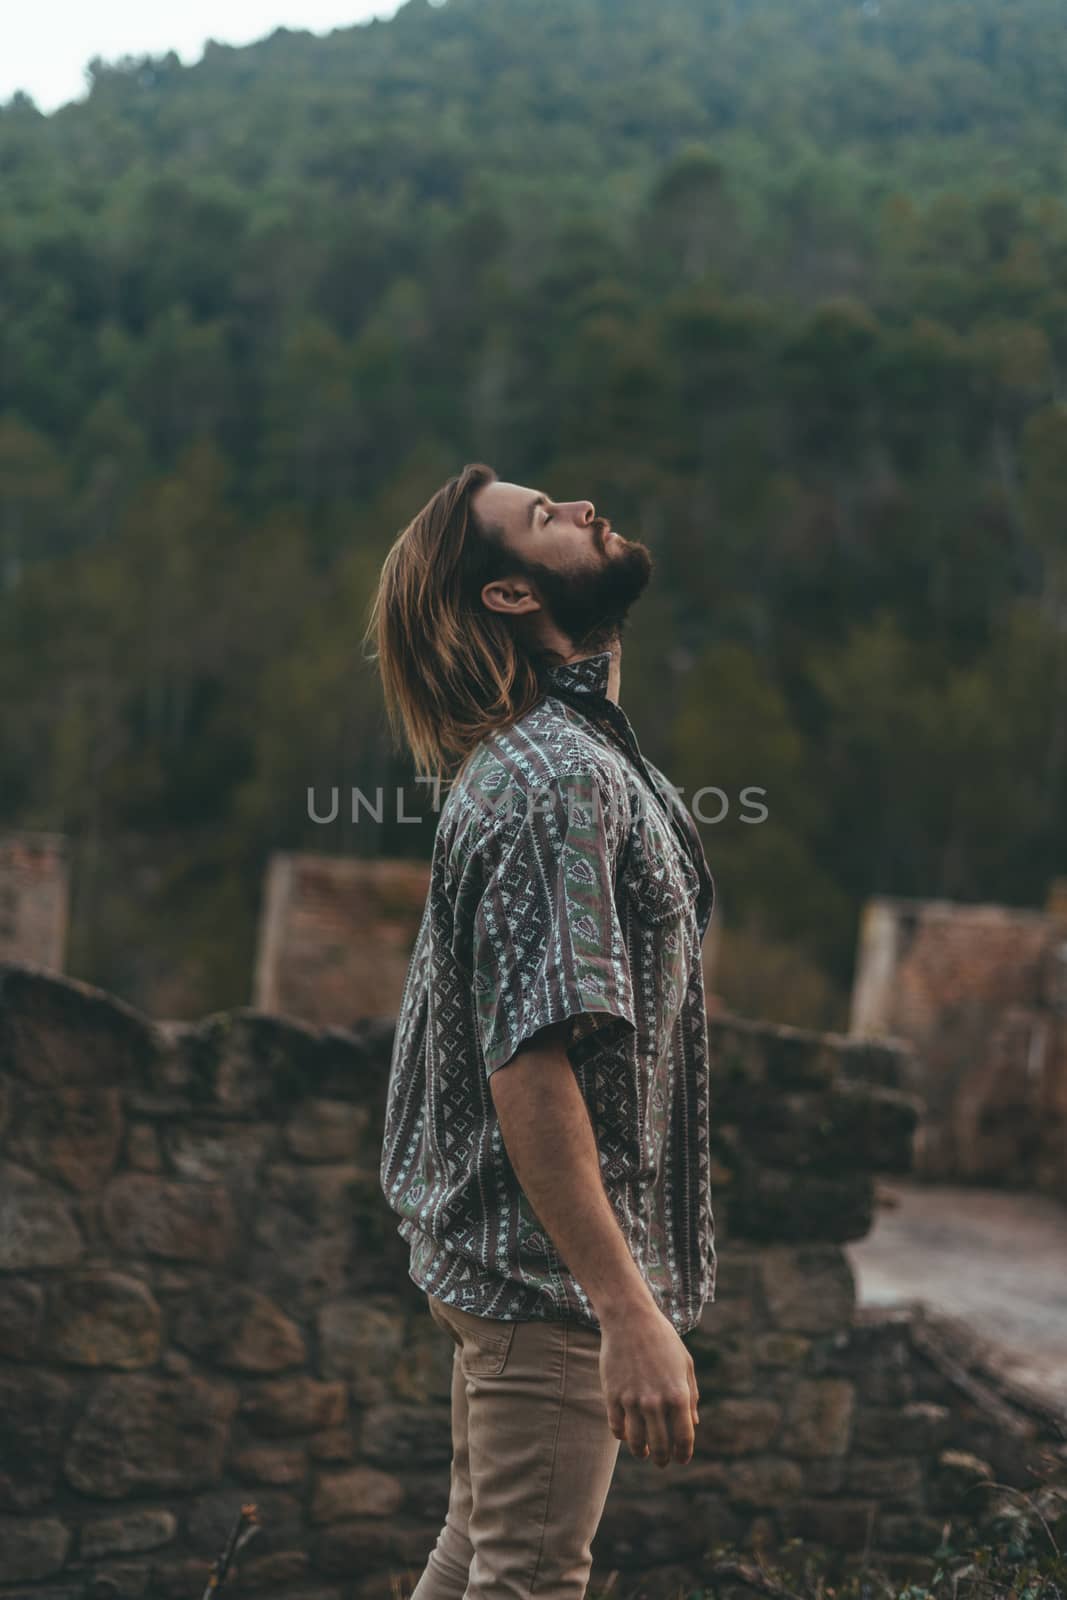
<box><xmin>370</xmin><ymin>463</ymin><xmax>716</xmax><ymax>1600</ymax></box>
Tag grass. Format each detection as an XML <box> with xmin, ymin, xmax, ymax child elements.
<box><xmin>383</xmin><ymin>1480</ymin><xmax>1067</xmax><ymax>1600</ymax></box>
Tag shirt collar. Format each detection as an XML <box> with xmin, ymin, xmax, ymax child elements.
<box><xmin>539</xmin><ymin>649</ymin><xmax>614</xmax><ymax>701</ymax></box>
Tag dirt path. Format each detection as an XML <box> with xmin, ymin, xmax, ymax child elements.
<box><xmin>845</xmin><ymin>1179</ymin><xmax>1067</xmax><ymax>1415</ymax></box>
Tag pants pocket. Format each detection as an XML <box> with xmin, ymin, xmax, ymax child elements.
<box><xmin>428</xmin><ymin>1293</ymin><xmax>518</xmax><ymax>1377</ymax></box>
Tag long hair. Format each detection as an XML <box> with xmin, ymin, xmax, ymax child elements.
<box><xmin>363</xmin><ymin>462</ymin><xmax>549</xmax><ymax>783</ymax></box>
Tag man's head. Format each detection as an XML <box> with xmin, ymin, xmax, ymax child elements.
<box><xmin>365</xmin><ymin>463</ymin><xmax>654</xmax><ymax>779</ymax></box>
<box><xmin>469</xmin><ymin>478</ymin><xmax>653</xmax><ymax>663</ymax></box>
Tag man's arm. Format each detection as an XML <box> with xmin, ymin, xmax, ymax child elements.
<box><xmin>489</xmin><ymin>1019</ymin><xmax>700</xmax><ymax>1468</ymax></box>
<box><xmin>489</xmin><ymin>1019</ymin><xmax>656</xmax><ymax>1324</ymax></box>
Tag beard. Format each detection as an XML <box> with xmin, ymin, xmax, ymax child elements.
<box><xmin>514</xmin><ymin>530</ymin><xmax>654</xmax><ymax>658</ymax></box>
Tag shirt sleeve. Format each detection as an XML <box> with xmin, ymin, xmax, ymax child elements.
<box><xmin>467</xmin><ymin>769</ymin><xmax>636</xmax><ymax>1077</ymax></box>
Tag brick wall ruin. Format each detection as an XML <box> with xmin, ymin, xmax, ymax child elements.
<box><xmin>0</xmin><ymin>961</ymin><xmax>1064</xmax><ymax>1599</ymax></box>
<box><xmin>0</xmin><ymin>832</ymin><xmax>68</xmax><ymax>973</ymax></box>
<box><xmin>254</xmin><ymin>852</ymin><xmax>726</xmax><ymax>1031</ymax></box>
<box><xmin>253</xmin><ymin>854</ymin><xmax>431</xmax><ymax>1026</ymax></box>
<box><xmin>850</xmin><ymin>896</ymin><xmax>1067</xmax><ymax>1201</ymax></box>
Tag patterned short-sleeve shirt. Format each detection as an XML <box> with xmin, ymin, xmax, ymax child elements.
<box><xmin>379</xmin><ymin>649</ymin><xmax>717</xmax><ymax>1334</ymax></box>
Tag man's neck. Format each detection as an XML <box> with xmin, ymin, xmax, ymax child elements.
<box><xmin>604</xmin><ymin>646</ymin><xmax>621</xmax><ymax>704</ymax></box>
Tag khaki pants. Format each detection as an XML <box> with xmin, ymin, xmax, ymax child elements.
<box><xmin>410</xmin><ymin>1291</ymin><xmax>622</xmax><ymax>1600</ymax></box>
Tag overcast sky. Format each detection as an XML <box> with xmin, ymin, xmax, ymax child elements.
<box><xmin>2</xmin><ymin>0</ymin><xmax>409</xmax><ymax>113</ymax></box>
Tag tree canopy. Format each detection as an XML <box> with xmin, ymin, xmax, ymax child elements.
<box><xmin>3</xmin><ymin>0</ymin><xmax>1066</xmax><ymax>1023</ymax></box>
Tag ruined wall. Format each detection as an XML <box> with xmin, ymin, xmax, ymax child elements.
<box><xmin>0</xmin><ymin>833</ymin><xmax>68</xmax><ymax>973</ymax></box>
<box><xmin>0</xmin><ymin>962</ymin><xmax>1063</xmax><ymax>1600</ymax></box>
<box><xmin>254</xmin><ymin>851</ymin><xmax>726</xmax><ymax>1031</ymax></box>
<box><xmin>850</xmin><ymin>896</ymin><xmax>1067</xmax><ymax>1199</ymax></box>
<box><xmin>253</xmin><ymin>854</ymin><xmax>431</xmax><ymax>1026</ymax></box>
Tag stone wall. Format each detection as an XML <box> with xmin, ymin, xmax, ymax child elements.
<box><xmin>849</xmin><ymin>895</ymin><xmax>1067</xmax><ymax>1200</ymax></box>
<box><xmin>0</xmin><ymin>962</ymin><xmax>1064</xmax><ymax>1600</ymax></box>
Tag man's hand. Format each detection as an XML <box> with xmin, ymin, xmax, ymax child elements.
<box><xmin>599</xmin><ymin>1301</ymin><xmax>700</xmax><ymax>1467</ymax></box>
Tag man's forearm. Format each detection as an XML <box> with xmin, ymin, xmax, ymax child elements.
<box><xmin>488</xmin><ymin>1029</ymin><xmax>659</xmax><ymax>1325</ymax></box>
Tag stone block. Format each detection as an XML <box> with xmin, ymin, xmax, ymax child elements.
<box><xmin>691</xmin><ymin>1295</ymin><xmax>757</xmax><ymax>1337</ymax></box>
<box><xmin>6</xmin><ymin>1083</ymin><xmax>123</xmax><ymax>1192</ymax></box>
<box><xmin>232</xmin><ymin>1549</ymin><xmax>314</xmax><ymax>1588</ymax></box>
<box><xmin>0</xmin><ymin>1160</ymin><xmax>84</xmax><ymax>1268</ymax></box>
<box><xmin>708</xmin><ymin>1250</ymin><xmax>760</xmax><ymax>1298</ymax></box>
<box><xmin>358</xmin><ymin>1403</ymin><xmax>454</xmax><ymax>1468</ymax></box>
<box><xmin>308</xmin><ymin>1427</ymin><xmax>358</xmax><ymax>1462</ymax></box>
<box><xmin>80</xmin><ymin>1562</ymin><xmax>152</xmax><ymax>1598</ymax></box>
<box><xmin>172</xmin><ymin>1284</ymin><xmax>306</xmax><ymax>1372</ymax></box>
<box><xmin>229</xmin><ymin>1444</ymin><xmax>307</xmax><ymax>1485</ymax></box>
<box><xmin>846</xmin><ymin>1455</ymin><xmax>924</xmax><ymax>1504</ymax></box>
<box><xmin>401</xmin><ymin>1469</ymin><xmax>450</xmax><ymax>1522</ymax></box>
<box><xmin>78</xmin><ymin>1509</ymin><xmax>178</xmax><ymax>1560</ymax></box>
<box><xmin>780</xmin><ymin>1378</ymin><xmax>855</xmax><ymax>1457</ymax></box>
<box><xmin>164</xmin><ymin>1121</ymin><xmax>275</xmax><ymax>1185</ymax></box>
<box><xmin>752</xmin><ymin>1331</ymin><xmax>812</xmax><ymax>1367</ymax></box>
<box><xmin>311</xmin><ymin>1466</ymin><xmax>405</xmax><ymax>1523</ymax></box>
<box><xmin>837</xmin><ymin>1038</ymin><xmax>911</xmax><ymax>1089</ymax></box>
<box><xmin>318</xmin><ymin>1298</ymin><xmax>407</xmax><ymax>1404</ymax></box>
<box><xmin>852</xmin><ymin>1401</ymin><xmax>952</xmax><ymax>1455</ymax></box>
<box><xmin>42</xmin><ymin>1272</ymin><xmax>161</xmax><ymax>1367</ymax></box>
<box><xmin>64</xmin><ymin>1374</ymin><xmax>238</xmax><ymax>1497</ymax></box>
<box><xmin>740</xmin><ymin>1082</ymin><xmax>919</xmax><ymax>1174</ymax></box>
<box><xmin>0</xmin><ymin>1275</ymin><xmax>45</xmax><ymax>1357</ymax></box>
<box><xmin>312</xmin><ymin>1518</ymin><xmax>405</xmax><ymax>1573</ymax></box>
<box><xmin>0</xmin><ymin>964</ymin><xmax>160</xmax><ymax>1089</ymax></box>
<box><xmin>248</xmin><ymin>1163</ymin><xmax>375</xmax><ymax>1307</ymax></box>
<box><xmin>0</xmin><ymin>1369</ymin><xmax>73</xmax><ymax>1510</ymax></box>
<box><xmin>758</xmin><ymin>1245</ymin><xmax>856</xmax><ymax>1332</ymax></box>
<box><xmin>100</xmin><ymin>1174</ymin><xmax>235</xmax><ymax>1264</ymax></box>
<box><xmin>142</xmin><ymin>1558</ymin><xmax>213</xmax><ymax>1599</ymax></box>
<box><xmin>0</xmin><ymin>1514</ymin><xmax>71</xmax><ymax>1580</ymax></box>
<box><xmin>694</xmin><ymin>1396</ymin><xmax>781</xmax><ymax>1455</ymax></box>
<box><xmin>801</xmin><ymin>1458</ymin><xmax>845</xmax><ymax>1494</ymax></box>
<box><xmin>731</xmin><ymin>1162</ymin><xmax>874</xmax><ymax>1243</ymax></box>
<box><xmin>177</xmin><ymin>1010</ymin><xmax>325</xmax><ymax>1117</ymax></box>
<box><xmin>125</xmin><ymin>1122</ymin><xmax>161</xmax><ymax>1172</ymax></box>
<box><xmin>689</xmin><ymin>1330</ymin><xmax>755</xmax><ymax>1392</ymax></box>
<box><xmin>813</xmin><ymin>1315</ymin><xmax>915</xmax><ymax>1403</ymax></box>
<box><xmin>720</xmin><ymin>1455</ymin><xmax>807</xmax><ymax>1508</ymax></box>
<box><xmin>240</xmin><ymin>1375</ymin><xmax>347</xmax><ymax>1436</ymax></box>
<box><xmin>285</xmin><ymin>1099</ymin><xmax>372</xmax><ymax>1162</ymax></box>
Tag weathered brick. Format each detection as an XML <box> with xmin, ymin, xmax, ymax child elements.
<box><xmin>100</xmin><ymin>1174</ymin><xmax>235</xmax><ymax>1264</ymax></box>
<box><xmin>240</xmin><ymin>1376</ymin><xmax>346</xmax><ymax>1436</ymax></box>
<box><xmin>0</xmin><ymin>1160</ymin><xmax>83</xmax><ymax>1269</ymax></box>
<box><xmin>42</xmin><ymin>1272</ymin><xmax>161</xmax><ymax>1368</ymax></box>
<box><xmin>0</xmin><ymin>1515</ymin><xmax>71</xmax><ymax>1580</ymax></box>
<box><xmin>79</xmin><ymin>1509</ymin><xmax>177</xmax><ymax>1559</ymax></box>
<box><xmin>780</xmin><ymin>1378</ymin><xmax>855</xmax><ymax>1457</ymax></box>
<box><xmin>64</xmin><ymin>1374</ymin><xmax>238</xmax><ymax>1496</ymax></box>
<box><xmin>694</xmin><ymin>1396</ymin><xmax>781</xmax><ymax>1455</ymax></box>
<box><xmin>311</xmin><ymin>1466</ymin><xmax>405</xmax><ymax>1523</ymax></box>
<box><xmin>173</xmin><ymin>1284</ymin><xmax>305</xmax><ymax>1372</ymax></box>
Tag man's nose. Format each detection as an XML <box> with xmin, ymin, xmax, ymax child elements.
<box><xmin>560</xmin><ymin>501</ymin><xmax>595</xmax><ymax>525</ymax></box>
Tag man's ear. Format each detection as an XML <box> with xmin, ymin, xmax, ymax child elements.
<box><xmin>481</xmin><ymin>577</ymin><xmax>542</xmax><ymax>617</ymax></box>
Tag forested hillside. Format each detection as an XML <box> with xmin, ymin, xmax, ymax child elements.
<box><xmin>3</xmin><ymin>0</ymin><xmax>1066</xmax><ymax>1022</ymax></box>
